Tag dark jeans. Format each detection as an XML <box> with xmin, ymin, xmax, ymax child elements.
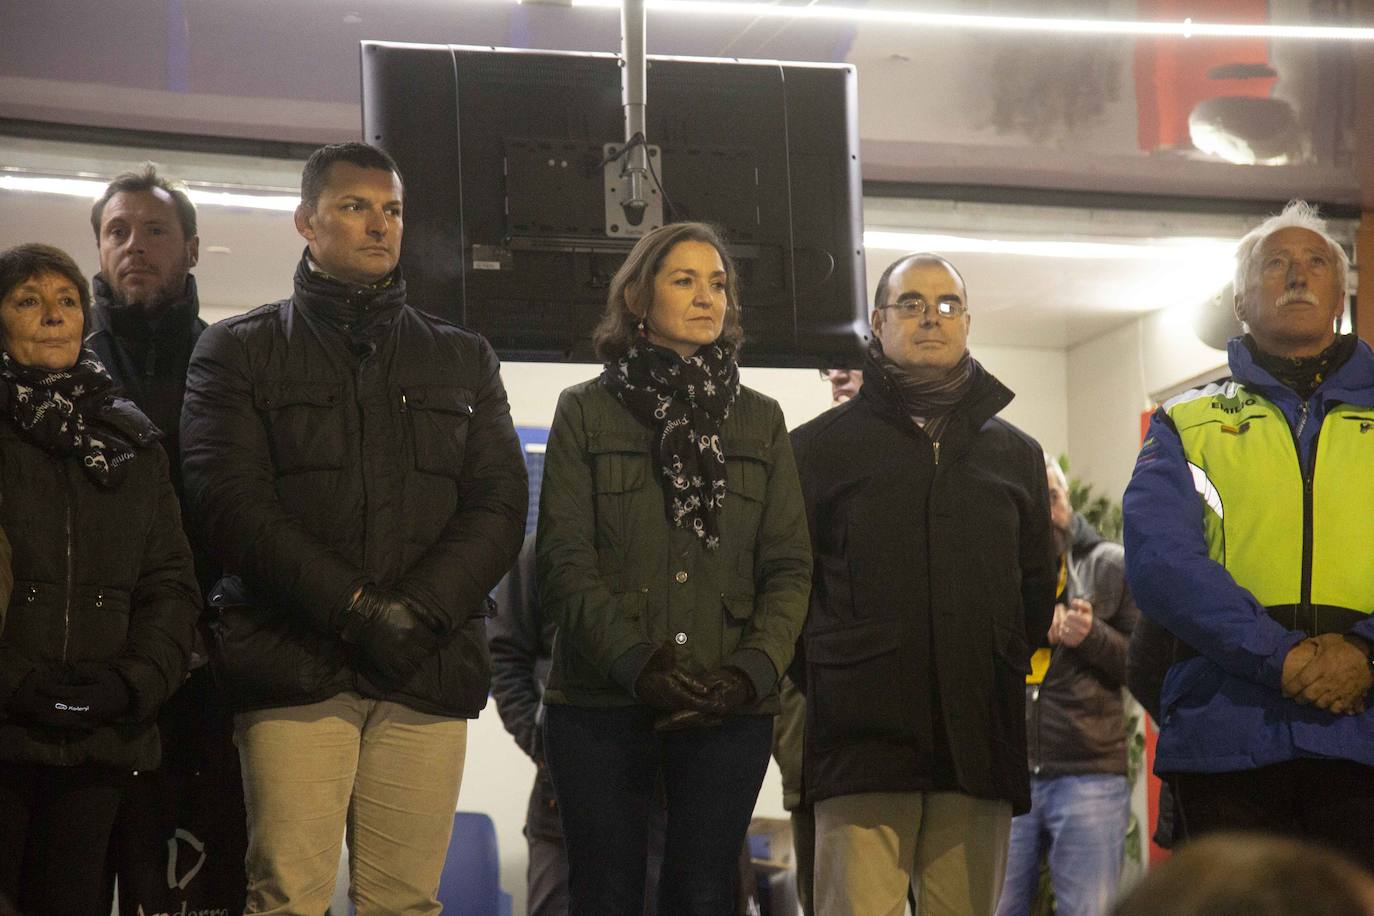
<box><xmin>0</xmin><ymin>761</ymin><xmax>128</xmax><ymax>916</ymax></box>
<box><xmin>544</xmin><ymin>704</ymin><xmax>773</xmax><ymax>916</ymax></box>
<box><xmin>1171</xmin><ymin>758</ymin><xmax>1374</xmax><ymax>872</ymax></box>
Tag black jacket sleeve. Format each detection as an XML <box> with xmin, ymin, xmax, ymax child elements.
<box><xmin>180</xmin><ymin>321</ymin><xmax>364</xmax><ymax>632</ymax></box>
<box><xmin>115</xmin><ymin>446</ymin><xmax>201</xmax><ymax>722</ymax></box>
<box><xmin>487</xmin><ymin>533</ymin><xmax>545</xmax><ymax>761</ymax></box>
<box><xmin>1020</xmin><ymin>447</ymin><xmax>1058</xmax><ymax>657</ymax></box>
<box><xmin>395</xmin><ymin>338</ymin><xmax>527</xmax><ymax>631</ymax></box>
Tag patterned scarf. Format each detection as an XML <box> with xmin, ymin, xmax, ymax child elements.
<box><xmin>601</xmin><ymin>339</ymin><xmax>741</xmax><ymax>549</ymax></box>
<box><xmin>0</xmin><ymin>349</ymin><xmax>138</xmax><ymax>486</ymax></box>
<box><xmin>867</xmin><ymin>337</ymin><xmax>977</xmax><ymax>445</ymax></box>
<box><xmin>1244</xmin><ymin>333</ymin><xmax>1357</xmax><ymax>400</ymax></box>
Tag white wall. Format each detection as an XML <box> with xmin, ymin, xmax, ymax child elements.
<box><xmin>1066</xmin><ymin>313</ymin><xmax>1226</xmax><ymax>508</ymax></box>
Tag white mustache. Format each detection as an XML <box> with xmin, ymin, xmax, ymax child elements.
<box><xmin>1277</xmin><ymin>290</ymin><xmax>1318</xmax><ymax>307</ymax></box>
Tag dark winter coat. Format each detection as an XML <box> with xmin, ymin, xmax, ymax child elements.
<box><xmin>0</xmin><ymin>397</ymin><xmax>200</xmax><ymax>770</ymax></box>
<box><xmin>791</xmin><ymin>359</ymin><xmax>1056</xmax><ymax>814</ymax></box>
<box><xmin>87</xmin><ymin>273</ymin><xmax>206</xmax><ymax>500</ymax></box>
<box><xmin>488</xmin><ymin>533</ymin><xmax>562</xmax><ymax>840</ymax></box>
<box><xmin>1026</xmin><ymin>514</ymin><xmax>1138</xmax><ymax>778</ymax></box>
<box><xmin>181</xmin><ymin>258</ymin><xmax>527</xmax><ymax>717</ymax></box>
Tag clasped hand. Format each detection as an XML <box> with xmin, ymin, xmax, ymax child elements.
<box><xmin>1281</xmin><ymin>634</ymin><xmax>1373</xmax><ymax>715</ymax></box>
<box><xmin>634</xmin><ymin>643</ymin><xmax>755</xmax><ymax>731</ymax></box>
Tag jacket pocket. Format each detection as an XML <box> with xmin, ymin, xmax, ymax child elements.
<box><xmin>69</xmin><ymin>586</ymin><xmax>131</xmax><ymax>662</ymax></box>
<box><xmin>207</xmin><ymin>603</ymin><xmax>340</xmax><ymax>708</ymax></box>
<box><xmin>588</xmin><ymin>434</ymin><xmax>652</xmax><ymax>547</ymax></box>
<box><xmin>254</xmin><ymin>380</ymin><xmax>345</xmax><ymax>474</ymax></box>
<box><xmin>807</xmin><ymin>621</ymin><xmax>905</xmax><ymax>748</ymax></box>
<box><xmin>403</xmin><ymin>385</ymin><xmax>473</xmax><ymax>479</ymax></box>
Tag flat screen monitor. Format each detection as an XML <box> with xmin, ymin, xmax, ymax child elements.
<box><xmin>361</xmin><ymin>41</ymin><xmax>867</xmax><ymax>367</ymax></box>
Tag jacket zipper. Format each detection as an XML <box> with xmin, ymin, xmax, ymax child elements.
<box><xmin>1029</xmin><ymin>683</ymin><xmax>1041</xmax><ymax>774</ymax></box>
<box><xmin>932</xmin><ymin>439</ymin><xmax>940</xmax><ymax>465</ymax></box>
<box><xmin>1287</xmin><ymin>400</ymin><xmax>1315</xmax><ymax>615</ymax></box>
<box><xmin>61</xmin><ymin>461</ymin><xmax>74</xmax><ymax>663</ymax></box>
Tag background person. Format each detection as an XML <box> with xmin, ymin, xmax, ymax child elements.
<box><xmin>489</xmin><ymin>533</ymin><xmax>667</xmax><ymax>915</ymax></box>
<box><xmin>1110</xmin><ymin>832</ymin><xmax>1374</xmax><ymax>916</ymax></box>
<box><xmin>87</xmin><ymin>164</ymin><xmax>246</xmax><ymax>916</ymax></box>
<box><xmin>0</xmin><ymin>243</ymin><xmax>199</xmax><ymax>916</ymax></box>
<box><xmin>995</xmin><ymin>456</ymin><xmax>1139</xmax><ymax>916</ymax></box>
<box><xmin>537</xmin><ymin>221</ymin><xmax>812</xmax><ymax>915</ymax></box>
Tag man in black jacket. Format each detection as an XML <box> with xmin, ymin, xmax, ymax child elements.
<box><xmin>791</xmin><ymin>253</ymin><xmax>1056</xmax><ymax>916</ymax></box>
<box><xmin>181</xmin><ymin>143</ymin><xmax>527</xmax><ymax>914</ymax></box>
<box><xmin>88</xmin><ymin>166</ymin><xmax>248</xmax><ymax>916</ymax></box>
<box><xmin>994</xmin><ymin>457</ymin><xmax>1138</xmax><ymax>916</ymax></box>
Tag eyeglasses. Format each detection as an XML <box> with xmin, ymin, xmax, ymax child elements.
<box><xmin>876</xmin><ymin>296</ymin><xmax>968</xmax><ymax>319</ymax></box>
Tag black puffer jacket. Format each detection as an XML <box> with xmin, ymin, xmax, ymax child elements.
<box><xmin>1026</xmin><ymin>514</ymin><xmax>1138</xmax><ymax>778</ymax></box>
<box><xmin>0</xmin><ymin>397</ymin><xmax>200</xmax><ymax>770</ymax></box>
<box><xmin>791</xmin><ymin>358</ymin><xmax>1056</xmax><ymax>815</ymax></box>
<box><xmin>181</xmin><ymin>258</ymin><xmax>527</xmax><ymax>717</ymax></box>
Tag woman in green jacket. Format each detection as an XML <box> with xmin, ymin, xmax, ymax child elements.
<box><xmin>537</xmin><ymin>222</ymin><xmax>812</xmax><ymax>914</ymax></box>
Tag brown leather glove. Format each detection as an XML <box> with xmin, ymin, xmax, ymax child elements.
<box><xmin>699</xmin><ymin>666</ymin><xmax>756</xmax><ymax>714</ymax></box>
<box><xmin>634</xmin><ymin>643</ymin><xmax>713</xmax><ymax>712</ymax></box>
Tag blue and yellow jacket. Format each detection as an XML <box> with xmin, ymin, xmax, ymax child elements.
<box><xmin>1124</xmin><ymin>336</ymin><xmax>1374</xmax><ymax>773</ymax></box>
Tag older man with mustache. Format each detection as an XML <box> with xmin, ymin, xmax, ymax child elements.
<box><xmin>1124</xmin><ymin>201</ymin><xmax>1374</xmax><ymax>869</ymax></box>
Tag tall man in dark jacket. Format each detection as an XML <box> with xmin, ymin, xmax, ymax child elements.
<box><xmin>181</xmin><ymin>142</ymin><xmax>527</xmax><ymax>914</ymax></box>
<box><xmin>88</xmin><ymin>166</ymin><xmax>247</xmax><ymax>916</ymax></box>
<box><xmin>995</xmin><ymin>457</ymin><xmax>1138</xmax><ymax>916</ymax></box>
<box><xmin>791</xmin><ymin>253</ymin><xmax>1056</xmax><ymax>916</ymax></box>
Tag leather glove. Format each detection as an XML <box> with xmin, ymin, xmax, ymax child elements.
<box><xmin>8</xmin><ymin>666</ymin><xmax>128</xmax><ymax>732</ymax></box>
<box><xmin>699</xmin><ymin>666</ymin><xmax>756</xmax><ymax>714</ymax></box>
<box><xmin>634</xmin><ymin>643</ymin><xmax>714</xmax><ymax>712</ymax></box>
<box><xmin>339</xmin><ymin>585</ymin><xmax>441</xmax><ymax>684</ymax></box>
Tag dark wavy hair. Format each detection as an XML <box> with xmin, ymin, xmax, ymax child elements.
<box><xmin>0</xmin><ymin>244</ymin><xmax>92</xmax><ymax>352</ymax></box>
<box><xmin>592</xmin><ymin>222</ymin><xmax>744</xmax><ymax>363</ymax></box>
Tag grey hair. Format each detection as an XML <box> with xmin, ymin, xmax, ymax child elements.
<box><xmin>1044</xmin><ymin>452</ymin><xmax>1068</xmax><ymax>493</ymax></box>
<box><xmin>1232</xmin><ymin>200</ymin><xmax>1349</xmax><ymax>325</ymax></box>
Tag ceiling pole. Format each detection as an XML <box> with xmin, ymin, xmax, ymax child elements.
<box><xmin>620</xmin><ymin>0</ymin><xmax>649</xmax><ymax>226</ymax></box>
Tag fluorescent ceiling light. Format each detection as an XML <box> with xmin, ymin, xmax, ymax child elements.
<box><xmin>541</xmin><ymin>0</ymin><xmax>1374</xmax><ymax>41</ymax></box>
<box><xmin>0</xmin><ymin>172</ymin><xmax>299</xmax><ymax>212</ymax></box>
<box><xmin>863</xmin><ymin>230</ymin><xmax>1238</xmax><ymax>262</ymax></box>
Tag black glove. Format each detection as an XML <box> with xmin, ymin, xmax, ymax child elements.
<box><xmin>634</xmin><ymin>643</ymin><xmax>714</xmax><ymax>713</ymax></box>
<box><xmin>8</xmin><ymin>665</ymin><xmax>128</xmax><ymax>732</ymax></box>
<box><xmin>339</xmin><ymin>585</ymin><xmax>442</xmax><ymax>685</ymax></box>
<box><xmin>699</xmin><ymin>666</ymin><xmax>756</xmax><ymax>714</ymax></box>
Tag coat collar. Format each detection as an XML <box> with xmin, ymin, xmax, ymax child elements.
<box><xmin>1227</xmin><ymin>334</ymin><xmax>1374</xmax><ymax>410</ymax></box>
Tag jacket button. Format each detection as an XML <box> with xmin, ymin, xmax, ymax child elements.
<box><xmin>675</xmin><ymin>632</ymin><xmax>688</xmax><ymax>645</ymax></box>
<box><xmin>674</xmin><ymin>571</ymin><xmax>688</xmax><ymax>584</ymax></box>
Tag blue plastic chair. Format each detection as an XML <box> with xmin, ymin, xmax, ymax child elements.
<box><xmin>437</xmin><ymin>811</ymin><xmax>512</xmax><ymax>916</ymax></box>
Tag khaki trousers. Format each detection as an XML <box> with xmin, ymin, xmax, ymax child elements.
<box><xmin>235</xmin><ymin>693</ymin><xmax>468</xmax><ymax>915</ymax></box>
<box><xmin>814</xmin><ymin>790</ymin><xmax>1012</xmax><ymax>916</ymax></box>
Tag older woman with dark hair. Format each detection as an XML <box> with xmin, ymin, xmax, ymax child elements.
<box><xmin>0</xmin><ymin>244</ymin><xmax>198</xmax><ymax>916</ymax></box>
<box><xmin>537</xmin><ymin>222</ymin><xmax>812</xmax><ymax>914</ymax></box>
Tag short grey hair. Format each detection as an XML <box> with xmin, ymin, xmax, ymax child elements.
<box><xmin>1044</xmin><ymin>453</ymin><xmax>1068</xmax><ymax>493</ymax></box>
<box><xmin>1232</xmin><ymin>200</ymin><xmax>1349</xmax><ymax>325</ymax></box>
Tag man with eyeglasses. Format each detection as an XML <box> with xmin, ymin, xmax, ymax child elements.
<box><xmin>790</xmin><ymin>253</ymin><xmax>1057</xmax><ymax>915</ymax></box>
<box><xmin>1125</xmin><ymin>201</ymin><xmax>1374</xmax><ymax>870</ymax></box>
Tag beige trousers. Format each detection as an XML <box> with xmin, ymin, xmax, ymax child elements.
<box><xmin>235</xmin><ymin>693</ymin><xmax>468</xmax><ymax>915</ymax></box>
<box><xmin>814</xmin><ymin>790</ymin><xmax>1013</xmax><ymax>916</ymax></box>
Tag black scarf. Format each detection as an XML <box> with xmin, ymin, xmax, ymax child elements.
<box><xmin>0</xmin><ymin>348</ymin><xmax>138</xmax><ymax>486</ymax></box>
<box><xmin>601</xmin><ymin>340</ymin><xmax>740</xmax><ymax>549</ymax></box>
<box><xmin>867</xmin><ymin>338</ymin><xmax>977</xmax><ymax>445</ymax></box>
<box><xmin>1244</xmin><ymin>333</ymin><xmax>1358</xmax><ymax>400</ymax></box>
